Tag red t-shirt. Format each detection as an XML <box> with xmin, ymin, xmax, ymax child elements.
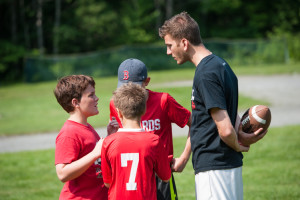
<box><xmin>55</xmin><ymin>120</ymin><xmax>108</xmax><ymax>200</ymax></box>
<box><xmin>110</xmin><ymin>89</ymin><xmax>191</xmax><ymax>157</ymax></box>
<box><xmin>101</xmin><ymin>128</ymin><xmax>171</xmax><ymax>200</ymax></box>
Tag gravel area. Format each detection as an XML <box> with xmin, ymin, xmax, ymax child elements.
<box><xmin>1</xmin><ymin>74</ymin><xmax>299</xmax><ymax>153</ymax></box>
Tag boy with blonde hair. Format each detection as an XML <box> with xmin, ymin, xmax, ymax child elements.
<box><xmin>102</xmin><ymin>82</ymin><xmax>171</xmax><ymax>200</ymax></box>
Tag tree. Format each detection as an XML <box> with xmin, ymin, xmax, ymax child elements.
<box><xmin>36</xmin><ymin>0</ymin><xmax>44</xmax><ymax>55</ymax></box>
<box><xmin>53</xmin><ymin>0</ymin><xmax>61</xmax><ymax>54</ymax></box>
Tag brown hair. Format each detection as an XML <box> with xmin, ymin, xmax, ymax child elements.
<box><xmin>159</xmin><ymin>11</ymin><xmax>202</xmax><ymax>45</ymax></box>
<box><xmin>113</xmin><ymin>82</ymin><xmax>148</xmax><ymax>120</ymax></box>
<box><xmin>54</xmin><ymin>75</ymin><xmax>95</xmax><ymax>113</ymax></box>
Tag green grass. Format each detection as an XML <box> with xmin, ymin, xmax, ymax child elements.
<box><xmin>0</xmin><ymin>125</ymin><xmax>299</xmax><ymax>200</ymax></box>
<box><xmin>0</xmin><ymin>149</ymin><xmax>61</xmax><ymax>200</ymax></box>
<box><xmin>173</xmin><ymin>125</ymin><xmax>300</xmax><ymax>200</ymax></box>
<box><xmin>0</xmin><ymin>62</ymin><xmax>298</xmax><ymax>136</ymax></box>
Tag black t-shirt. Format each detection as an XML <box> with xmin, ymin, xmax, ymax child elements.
<box><xmin>190</xmin><ymin>54</ymin><xmax>243</xmax><ymax>174</ymax></box>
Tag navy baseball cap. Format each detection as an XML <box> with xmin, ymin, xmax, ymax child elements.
<box><xmin>117</xmin><ymin>58</ymin><xmax>148</xmax><ymax>88</ymax></box>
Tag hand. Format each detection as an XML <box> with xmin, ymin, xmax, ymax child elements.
<box><xmin>92</xmin><ymin>138</ymin><xmax>104</xmax><ymax>158</ymax></box>
<box><xmin>107</xmin><ymin>117</ymin><xmax>119</xmax><ymax>136</ymax></box>
<box><xmin>238</xmin><ymin>123</ymin><xmax>268</xmax><ymax>146</ymax></box>
<box><xmin>237</xmin><ymin>143</ymin><xmax>250</xmax><ymax>152</ymax></box>
<box><xmin>171</xmin><ymin>157</ymin><xmax>188</xmax><ymax>173</ymax></box>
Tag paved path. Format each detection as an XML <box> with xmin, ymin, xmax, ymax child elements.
<box><xmin>1</xmin><ymin>74</ymin><xmax>299</xmax><ymax>153</ymax></box>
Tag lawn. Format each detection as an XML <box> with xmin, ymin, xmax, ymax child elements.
<box><xmin>0</xmin><ymin>125</ymin><xmax>299</xmax><ymax>200</ymax></box>
<box><xmin>2</xmin><ymin>61</ymin><xmax>296</xmax><ymax>136</ymax></box>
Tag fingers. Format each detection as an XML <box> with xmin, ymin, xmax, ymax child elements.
<box><xmin>108</xmin><ymin>119</ymin><xmax>119</xmax><ymax>127</ymax></box>
<box><xmin>253</xmin><ymin>128</ymin><xmax>264</xmax><ymax>135</ymax></box>
<box><xmin>170</xmin><ymin>158</ymin><xmax>185</xmax><ymax>173</ymax></box>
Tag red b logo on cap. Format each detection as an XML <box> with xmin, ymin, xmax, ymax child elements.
<box><xmin>123</xmin><ymin>70</ymin><xmax>129</xmax><ymax>80</ymax></box>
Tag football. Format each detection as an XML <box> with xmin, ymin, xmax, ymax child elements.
<box><xmin>241</xmin><ymin>105</ymin><xmax>271</xmax><ymax>133</ymax></box>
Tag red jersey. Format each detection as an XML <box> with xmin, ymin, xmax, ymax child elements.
<box><xmin>110</xmin><ymin>89</ymin><xmax>191</xmax><ymax>157</ymax></box>
<box><xmin>101</xmin><ymin>128</ymin><xmax>171</xmax><ymax>200</ymax></box>
<box><xmin>55</xmin><ymin>120</ymin><xmax>108</xmax><ymax>200</ymax></box>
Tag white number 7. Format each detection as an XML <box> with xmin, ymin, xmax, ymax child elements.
<box><xmin>121</xmin><ymin>153</ymin><xmax>139</xmax><ymax>191</ymax></box>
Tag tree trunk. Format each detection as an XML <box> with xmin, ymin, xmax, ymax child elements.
<box><xmin>53</xmin><ymin>0</ymin><xmax>61</xmax><ymax>54</ymax></box>
<box><xmin>165</xmin><ymin>0</ymin><xmax>173</xmax><ymax>19</ymax></box>
<box><xmin>154</xmin><ymin>0</ymin><xmax>163</xmax><ymax>31</ymax></box>
<box><xmin>20</xmin><ymin>0</ymin><xmax>30</xmax><ymax>49</ymax></box>
<box><xmin>36</xmin><ymin>0</ymin><xmax>44</xmax><ymax>55</ymax></box>
<box><xmin>10</xmin><ymin>0</ymin><xmax>17</xmax><ymax>43</ymax></box>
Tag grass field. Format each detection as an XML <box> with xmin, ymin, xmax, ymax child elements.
<box><xmin>0</xmin><ymin>62</ymin><xmax>299</xmax><ymax>199</ymax></box>
<box><xmin>0</xmin><ymin>125</ymin><xmax>299</xmax><ymax>200</ymax></box>
<box><xmin>2</xmin><ymin>61</ymin><xmax>298</xmax><ymax>136</ymax></box>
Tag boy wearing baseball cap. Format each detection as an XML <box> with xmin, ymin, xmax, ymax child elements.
<box><xmin>110</xmin><ymin>58</ymin><xmax>192</xmax><ymax>200</ymax></box>
<box><xmin>101</xmin><ymin>82</ymin><xmax>171</xmax><ymax>200</ymax></box>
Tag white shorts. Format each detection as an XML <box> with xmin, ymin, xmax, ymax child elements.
<box><xmin>195</xmin><ymin>167</ymin><xmax>243</xmax><ymax>200</ymax></box>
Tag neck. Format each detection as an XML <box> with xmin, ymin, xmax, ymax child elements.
<box><xmin>68</xmin><ymin>112</ymin><xmax>88</xmax><ymax>126</ymax></box>
<box><xmin>189</xmin><ymin>44</ymin><xmax>212</xmax><ymax>67</ymax></box>
<box><xmin>121</xmin><ymin>118</ymin><xmax>141</xmax><ymax>129</ymax></box>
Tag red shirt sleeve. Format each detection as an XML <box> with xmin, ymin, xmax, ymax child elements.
<box><xmin>154</xmin><ymin>139</ymin><xmax>172</xmax><ymax>181</ymax></box>
<box><xmin>109</xmin><ymin>99</ymin><xmax>123</xmax><ymax>128</ymax></box>
<box><xmin>55</xmin><ymin>136</ymin><xmax>80</xmax><ymax>165</ymax></box>
<box><xmin>101</xmin><ymin>138</ymin><xmax>112</xmax><ymax>184</ymax></box>
<box><xmin>165</xmin><ymin>93</ymin><xmax>191</xmax><ymax>128</ymax></box>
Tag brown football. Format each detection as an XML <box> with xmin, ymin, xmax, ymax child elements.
<box><xmin>241</xmin><ymin>105</ymin><xmax>271</xmax><ymax>133</ymax></box>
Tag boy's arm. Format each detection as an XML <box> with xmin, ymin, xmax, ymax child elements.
<box><xmin>56</xmin><ymin>138</ymin><xmax>104</xmax><ymax>182</ymax></box>
<box><xmin>171</xmin><ymin>115</ymin><xmax>192</xmax><ymax>172</ymax></box>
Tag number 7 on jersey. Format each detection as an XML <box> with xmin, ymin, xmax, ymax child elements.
<box><xmin>121</xmin><ymin>153</ymin><xmax>139</xmax><ymax>191</ymax></box>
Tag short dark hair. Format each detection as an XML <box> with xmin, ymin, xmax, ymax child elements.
<box><xmin>113</xmin><ymin>82</ymin><xmax>148</xmax><ymax>120</ymax></box>
<box><xmin>54</xmin><ymin>75</ymin><xmax>95</xmax><ymax>113</ymax></box>
<box><xmin>159</xmin><ymin>11</ymin><xmax>202</xmax><ymax>45</ymax></box>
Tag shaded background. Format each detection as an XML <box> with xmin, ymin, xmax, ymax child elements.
<box><xmin>0</xmin><ymin>0</ymin><xmax>299</xmax><ymax>83</ymax></box>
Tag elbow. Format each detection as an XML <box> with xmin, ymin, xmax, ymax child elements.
<box><xmin>219</xmin><ymin>127</ymin><xmax>234</xmax><ymax>138</ymax></box>
<box><xmin>57</xmin><ymin>173</ymin><xmax>68</xmax><ymax>183</ymax></box>
<box><xmin>56</xmin><ymin>168</ymin><xmax>69</xmax><ymax>183</ymax></box>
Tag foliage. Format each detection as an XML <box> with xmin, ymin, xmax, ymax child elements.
<box><xmin>287</xmin><ymin>33</ymin><xmax>300</xmax><ymax>61</ymax></box>
<box><xmin>117</xmin><ymin>0</ymin><xmax>159</xmax><ymax>44</ymax></box>
<box><xmin>0</xmin><ymin>0</ymin><xmax>299</xmax><ymax>83</ymax></box>
<box><xmin>0</xmin><ymin>40</ymin><xmax>25</xmax><ymax>83</ymax></box>
<box><xmin>23</xmin><ymin>39</ymin><xmax>293</xmax><ymax>82</ymax></box>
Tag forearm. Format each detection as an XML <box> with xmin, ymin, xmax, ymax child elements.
<box><xmin>218</xmin><ymin>127</ymin><xmax>241</xmax><ymax>152</ymax></box>
<box><xmin>180</xmin><ymin>116</ymin><xmax>192</xmax><ymax>161</ymax></box>
<box><xmin>56</xmin><ymin>151</ymin><xmax>98</xmax><ymax>182</ymax></box>
<box><xmin>211</xmin><ymin>108</ymin><xmax>248</xmax><ymax>152</ymax></box>
<box><xmin>178</xmin><ymin>133</ymin><xmax>191</xmax><ymax>163</ymax></box>
<box><xmin>172</xmin><ymin>124</ymin><xmax>192</xmax><ymax>172</ymax></box>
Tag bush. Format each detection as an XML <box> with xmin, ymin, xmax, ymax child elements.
<box><xmin>23</xmin><ymin>38</ymin><xmax>291</xmax><ymax>83</ymax></box>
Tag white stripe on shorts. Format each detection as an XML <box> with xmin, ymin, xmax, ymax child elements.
<box><xmin>195</xmin><ymin>167</ymin><xmax>243</xmax><ymax>200</ymax></box>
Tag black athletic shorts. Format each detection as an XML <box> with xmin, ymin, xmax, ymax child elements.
<box><xmin>156</xmin><ymin>173</ymin><xmax>178</xmax><ymax>200</ymax></box>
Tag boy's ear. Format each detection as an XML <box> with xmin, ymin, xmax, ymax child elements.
<box><xmin>71</xmin><ymin>98</ymin><xmax>80</xmax><ymax>108</ymax></box>
<box><xmin>143</xmin><ymin>77</ymin><xmax>151</xmax><ymax>87</ymax></box>
<box><xmin>116</xmin><ymin>108</ymin><xmax>123</xmax><ymax>120</ymax></box>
